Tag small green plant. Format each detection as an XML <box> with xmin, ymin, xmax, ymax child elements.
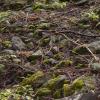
<box><xmin>85</xmin><ymin>11</ymin><xmax>99</xmax><ymax>21</ymax></box>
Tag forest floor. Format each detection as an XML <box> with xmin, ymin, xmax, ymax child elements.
<box><xmin>0</xmin><ymin>0</ymin><xmax>100</xmax><ymax>100</ymax></box>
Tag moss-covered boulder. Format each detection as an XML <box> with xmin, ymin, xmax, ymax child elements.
<box><xmin>63</xmin><ymin>84</ymin><xmax>73</xmax><ymax>97</ymax></box>
<box><xmin>20</xmin><ymin>71</ymin><xmax>44</xmax><ymax>86</ymax></box>
<box><xmin>36</xmin><ymin>88</ymin><xmax>51</xmax><ymax>96</ymax></box>
<box><xmin>43</xmin><ymin>75</ymin><xmax>67</xmax><ymax>90</ymax></box>
<box><xmin>71</xmin><ymin>78</ymin><xmax>84</xmax><ymax>90</ymax></box>
<box><xmin>90</xmin><ymin>63</ymin><xmax>100</xmax><ymax>71</ymax></box>
<box><xmin>54</xmin><ymin>59</ymin><xmax>73</xmax><ymax>69</ymax></box>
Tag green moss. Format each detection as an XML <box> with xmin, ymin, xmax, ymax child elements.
<box><xmin>16</xmin><ymin>85</ymin><xmax>33</xmax><ymax>95</ymax></box>
<box><xmin>43</xmin><ymin>58</ymin><xmax>56</xmax><ymax>65</ymax></box>
<box><xmin>36</xmin><ymin>88</ymin><xmax>51</xmax><ymax>96</ymax></box>
<box><xmin>53</xmin><ymin>89</ymin><xmax>62</xmax><ymax>99</ymax></box>
<box><xmin>63</xmin><ymin>84</ymin><xmax>73</xmax><ymax>97</ymax></box>
<box><xmin>0</xmin><ymin>11</ymin><xmax>11</xmax><ymax>22</ymax></box>
<box><xmin>0</xmin><ymin>89</ymin><xmax>12</xmax><ymax>100</ymax></box>
<box><xmin>53</xmin><ymin>52</ymin><xmax>63</xmax><ymax>60</ymax></box>
<box><xmin>33</xmin><ymin>2</ymin><xmax>46</xmax><ymax>10</ymax></box>
<box><xmin>2</xmin><ymin>40</ymin><xmax>12</xmax><ymax>48</ymax></box>
<box><xmin>39</xmin><ymin>37</ymin><xmax>50</xmax><ymax>46</ymax></box>
<box><xmin>43</xmin><ymin>75</ymin><xmax>66</xmax><ymax>90</ymax></box>
<box><xmin>33</xmin><ymin>1</ymin><xmax>67</xmax><ymax>11</ymax></box>
<box><xmin>38</xmin><ymin>23</ymin><xmax>51</xmax><ymax>29</ymax></box>
<box><xmin>20</xmin><ymin>71</ymin><xmax>44</xmax><ymax>86</ymax></box>
<box><xmin>54</xmin><ymin>59</ymin><xmax>72</xmax><ymax>69</ymax></box>
<box><xmin>72</xmin><ymin>47</ymin><xmax>88</xmax><ymax>54</ymax></box>
<box><xmin>0</xmin><ymin>64</ymin><xmax>5</xmax><ymax>73</ymax></box>
<box><xmin>76</xmin><ymin>63</ymin><xmax>85</xmax><ymax>69</ymax></box>
<box><xmin>72</xmin><ymin>78</ymin><xmax>84</xmax><ymax>90</ymax></box>
<box><xmin>85</xmin><ymin>11</ymin><xmax>99</xmax><ymax>21</ymax></box>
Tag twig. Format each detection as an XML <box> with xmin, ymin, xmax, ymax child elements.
<box><xmin>60</xmin><ymin>33</ymin><xmax>98</xmax><ymax>61</ymax></box>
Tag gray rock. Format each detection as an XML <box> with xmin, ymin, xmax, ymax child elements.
<box><xmin>0</xmin><ymin>64</ymin><xmax>5</xmax><ymax>73</ymax></box>
<box><xmin>12</xmin><ymin>36</ymin><xmax>25</xmax><ymax>50</ymax></box>
<box><xmin>88</xmin><ymin>41</ymin><xmax>100</xmax><ymax>53</ymax></box>
<box><xmin>28</xmin><ymin>50</ymin><xmax>43</xmax><ymax>61</ymax></box>
<box><xmin>3</xmin><ymin>49</ymin><xmax>15</xmax><ymax>55</ymax></box>
<box><xmin>73</xmin><ymin>41</ymin><xmax>100</xmax><ymax>54</ymax></box>
<box><xmin>13</xmin><ymin>58</ymin><xmax>21</xmax><ymax>63</ymax></box>
<box><xmin>43</xmin><ymin>75</ymin><xmax>67</xmax><ymax>89</ymax></box>
<box><xmin>90</xmin><ymin>63</ymin><xmax>100</xmax><ymax>71</ymax></box>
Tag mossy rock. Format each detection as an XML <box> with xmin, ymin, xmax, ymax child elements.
<box><xmin>63</xmin><ymin>84</ymin><xmax>74</xmax><ymax>97</ymax></box>
<box><xmin>72</xmin><ymin>47</ymin><xmax>88</xmax><ymax>54</ymax></box>
<box><xmin>75</xmin><ymin>63</ymin><xmax>85</xmax><ymax>69</ymax></box>
<box><xmin>54</xmin><ymin>59</ymin><xmax>73</xmax><ymax>69</ymax></box>
<box><xmin>20</xmin><ymin>71</ymin><xmax>44</xmax><ymax>86</ymax></box>
<box><xmin>43</xmin><ymin>75</ymin><xmax>66</xmax><ymax>90</ymax></box>
<box><xmin>39</xmin><ymin>37</ymin><xmax>50</xmax><ymax>47</ymax></box>
<box><xmin>2</xmin><ymin>40</ymin><xmax>12</xmax><ymax>48</ymax></box>
<box><xmin>71</xmin><ymin>78</ymin><xmax>84</xmax><ymax>90</ymax></box>
<box><xmin>53</xmin><ymin>89</ymin><xmax>62</xmax><ymax>99</ymax></box>
<box><xmin>33</xmin><ymin>1</ymin><xmax>67</xmax><ymax>10</ymax></box>
<box><xmin>16</xmin><ymin>85</ymin><xmax>33</xmax><ymax>95</ymax></box>
<box><xmin>0</xmin><ymin>64</ymin><xmax>5</xmax><ymax>73</ymax></box>
<box><xmin>0</xmin><ymin>89</ymin><xmax>12</xmax><ymax>100</ymax></box>
<box><xmin>37</xmin><ymin>23</ymin><xmax>51</xmax><ymax>29</ymax></box>
<box><xmin>36</xmin><ymin>88</ymin><xmax>51</xmax><ymax>96</ymax></box>
<box><xmin>43</xmin><ymin>58</ymin><xmax>57</xmax><ymax>65</ymax></box>
<box><xmin>0</xmin><ymin>11</ymin><xmax>11</xmax><ymax>22</ymax></box>
<box><xmin>90</xmin><ymin>63</ymin><xmax>100</xmax><ymax>71</ymax></box>
<box><xmin>28</xmin><ymin>50</ymin><xmax>43</xmax><ymax>61</ymax></box>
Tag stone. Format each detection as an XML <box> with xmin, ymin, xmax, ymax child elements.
<box><xmin>28</xmin><ymin>50</ymin><xmax>43</xmax><ymax>61</ymax></box>
<box><xmin>0</xmin><ymin>64</ymin><xmax>5</xmax><ymax>73</ymax></box>
<box><xmin>12</xmin><ymin>36</ymin><xmax>25</xmax><ymax>50</ymax></box>
<box><xmin>3</xmin><ymin>49</ymin><xmax>15</xmax><ymax>55</ymax></box>
<box><xmin>73</xmin><ymin>41</ymin><xmax>100</xmax><ymax>54</ymax></box>
<box><xmin>90</xmin><ymin>63</ymin><xmax>100</xmax><ymax>71</ymax></box>
<box><xmin>88</xmin><ymin>41</ymin><xmax>100</xmax><ymax>53</ymax></box>
<box><xmin>36</xmin><ymin>88</ymin><xmax>51</xmax><ymax>96</ymax></box>
<box><xmin>73</xmin><ymin>0</ymin><xmax>88</xmax><ymax>5</ymax></box>
<box><xmin>13</xmin><ymin>58</ymin><xmax>21</xmax><ymax>63</ymax></box>
<box><xmin>43</xmin><ymin>75</ymin><xmax>67</xmax><ymax>89</ymax></box>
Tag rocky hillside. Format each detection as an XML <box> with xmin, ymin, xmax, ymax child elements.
<box><xmin>0</xmin><ymin>0</ymin><xmax>100</xmax><ymax>100</ymax></box>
